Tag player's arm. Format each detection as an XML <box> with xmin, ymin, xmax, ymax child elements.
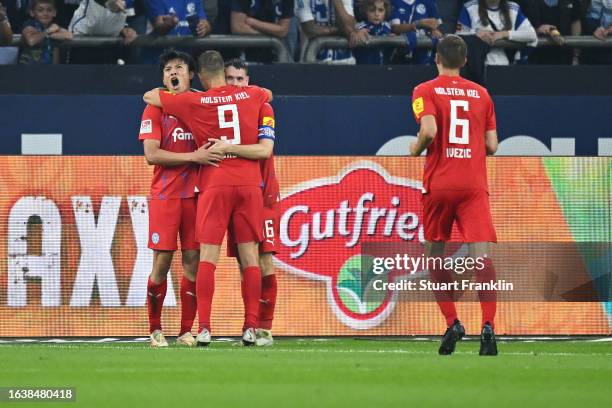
<box><xmin>485</xmin><ymin>130</ymin><xmax>498</xmax><ymax>156</ymax></box>
<box><xmin>211</xmin><ymin>139</ymin><xmax>274</xmax><ymax>160</ymax></box>
<box><xmin>143</xmin><ymin>88</ymin><xmax>162</xmax><ymax>108</ymax></box>
<box><xmin>411</xmin><ymin>115</ymin><xmax>437</xmax><ymax>156</ymax></box>
<box><xmin>144</xmin><ymin>140</ymin><xmax>223</xmax><ymax>167</ymax></box>
<box><xmin>484</xmin><ymin>93</ymin><xmax>498</xmax><ymax>155</ymax></box>
<box><xmin>410</xmin><ymin>85</ymin><xmax>436</xmax><ymax>156</ymax></box>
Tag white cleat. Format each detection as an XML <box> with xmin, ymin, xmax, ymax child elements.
<box><xmin>176</xmin><ymin>332</ymin><xmax>196</xmax><ymax>347</ymax></box>
<box><xmin>150</xmin><ymin>330</ymin><xmax>168</xmax><ymax>348</ymax></box>
<box><xmin>242</xmin><ymin>328</ymin><xmax>256</xmax><ymax>346</ymax></box>
<box><xmin>196</xmin><ymin>328</ymin><xmax>211</xmax><ymax>347</ymax></box>
<box><xmin>255</xmin><ymin>329</ymin><xmax>274</xmax><ymax>347</ymax></box>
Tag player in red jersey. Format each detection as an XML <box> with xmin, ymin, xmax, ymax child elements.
<box><xmin>224</xmin><ymin>59</ymin><xmax>279</xmax><ymax>347</ymax></box>
<box><xmin>143</xmin><ymin>51</ymin><xmax>273</xmax><ymax>346</ymax></box>
<box><xmin>139</xmin><ymin>50</ymin><xmax>223</xmax><ymax>348</ymax></box>
<box><xmin>410</xmin><ymin>35</ymin><xmax>499</xmax><ymax>356</ymax></box>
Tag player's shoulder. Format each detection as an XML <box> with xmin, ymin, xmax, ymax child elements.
<box><xmin>143</xmin><ymin>104</ymin><xmax>162</xmax><ymax>117</ymax></box>
<box><xmin>413</xmin><ymin>78</ymin><xmax>437</xmax><ymax>94</ymax></box>
<box><xmin>463</xmin><ymin>78</ymin><xmax>492</xmax><ymax>99</ymax></box>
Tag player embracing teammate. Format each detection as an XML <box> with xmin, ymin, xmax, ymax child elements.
<box><xmin>144</xmin><ymin>51</ymin><xmax>274</xmax><ymax>346</ymax></box>
<box><xmin>411</xmin><ymin>34</ymin><xmax>499</xmax><ymax>356</ymax></box>
<box><xmin>138</xmin><ymin>50</ymin><xmax>222</xmax><ymax>347</ymax></box>
<box><xmin>224</xmin><ymin>59</ymin><xmax>279</xmax><ymax>347</ymax></box>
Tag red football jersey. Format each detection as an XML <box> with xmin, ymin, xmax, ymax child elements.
<box><xmin>138</xmin><ymin>105</ymin><xmax>198</xmax><ymax>199</ymax></box>
<box><xmin>159</xmin><ymin>85</ymin><xmax>269</xmax><ymax>189</ymax></box>
<box><xmin>412</xmin><ymin>75</ymin><xmax>496</xmax><ymax>192</ymax></box>
<box><xmin>258</xmin><ymin>103</ymin><xmax>280</xmax><ymax>207</ymax></box>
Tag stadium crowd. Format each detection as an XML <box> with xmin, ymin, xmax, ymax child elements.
<box><xmin>0</xmin><ymin>0</ymin><xmax>610</xmax><ymax>64</ymax></box>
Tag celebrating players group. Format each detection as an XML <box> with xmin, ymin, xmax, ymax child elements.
<box><xmin>139</xmin><ymin>34</ymin><xmax>501</xmax><ymax>355</ymax></box>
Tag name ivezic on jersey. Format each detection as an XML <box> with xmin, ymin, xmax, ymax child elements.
<box><xmin>446</xmin><ymin>147</ymin><xmax>472</xmax><ymax>159</ymax></box>
<box><xmin>434</xmin><ymin>87</ymin><xmax>481</xmax><ymax>98</ymax></box>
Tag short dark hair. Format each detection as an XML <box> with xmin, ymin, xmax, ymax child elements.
<box><xmin>359</xmin><ymin>0</ymin><xmax>391</xmax><ymax>21</ymax></box>
<box><xmin>158</xmin><ymin>49</ymin><xmax>197</xmax><ymax>76</ymax></box>
<box><xmin>436</xmin><ymin>34</ymin><xmax>467</xmax><ymax>69</ymax></box>
<box><xmin>198</xmin><ymin>50</ymin><xmax>225</xmax><ymax>77</ymax></box>
<box><xmin>224</xmin><ymin>58</ymin><xmax>248</xmax><ymax>75</ymax></box>
<box><xmin>30</xmin><ymin>0</ymin><xmax>56</xmax><ymax>10</ymax></box>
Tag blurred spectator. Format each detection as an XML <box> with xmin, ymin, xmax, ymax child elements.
<box><xmin>0</xmin><ymin>1</ymin><xmax>18</xmax><ymax>64</ymax></box>
<box><xmin>203</xmin><ymin>0</ymin><xmax>217</xmax><ymax>25</ymax></box>
<box><xmin>19</xmin><ymin>0</ymin><xmax>72</xmax><ymax>64</ymax></box>
<box><xmin>334</xmin><ymin>0</ymin><xmax>369</xmax><ymax>48</ymax></box>
<box><xmin>295</xmin><ymin>0</ymin><xmax>356</xmax><ymax>63</ymax></box>
<box><xmin>586</xmin><ymin>0</ymin><xmax>611</xmax><ymax>39</ymax></box>
<box><xmin>69</xmin><ymin>1</ymin><xmax>138</xmax><ymax>42</ymax></box>
<box><xmin>230</xmin><ymin>0</ymin><xmax>294</xmax><ymax>62</ymax></box>
<box><xmin>389</xmin><ymin>0</ymin><xmax>441</xmax><ymax>64</ymax></box>
<box><xmin>529</xmin><ymin>0</ymin><xmax>583</xmax><ymax>65</ymax></box>
<box><xmin>0</xmin><ymin>1</ymin><xmax>12</xmax><ymax>45</ymax></box>
<box><xmin>354</xmin><ymin>0</ymin><xmax>392</xmax><ymax>64</ymax></box>
<box><xmin>142</xmin><ymin>0</ymin><xmax>211</xmax><ymax>63</ymax></box>
<box><xmin>146</xmin><ymin>0</ymin><xmax>211</xmax><ymax>37</ymax></box>
<box><xmin>67</xmin><ymin>0</ymin><xmax>138</xmax><ymax>63</ymax></box>
<box><xmin>456</xmin><ymin>0</ymin><xmax>537</xmax><ymax>65</ymax></box>
<box><xmin>583</xmin><ymin>0</ymin><xmax>612</xmax><ymax>63</ymax></box>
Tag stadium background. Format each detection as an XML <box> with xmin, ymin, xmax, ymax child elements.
<box><xmin>0</xmin><ymin>64</ymin><xmax>611</xmax><ymax>337</ymax></box>
<box><xmin>0</xmin><ymin>156</ymin><xmax>610</xmax><ymax>336</ymax></box>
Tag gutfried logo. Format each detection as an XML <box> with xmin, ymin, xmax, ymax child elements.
<box><xmin>276</xmin><ymin>161</ymin><xmax>425</xmax><ymax>329</ymax></box>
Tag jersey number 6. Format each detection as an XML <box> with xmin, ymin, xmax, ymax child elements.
<box><xmin>449</xmin><ymin>100</ymin><xmax>469</xmax><ymax>145</ymax></box>
<box><xmin>218</xmin><ymin>104</ymin><xmax>241</xmax><ymax>144</ymax></box>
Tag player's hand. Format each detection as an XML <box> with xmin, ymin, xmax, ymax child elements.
<box><xmin>121</xmin><ymin>27</ymin><xmax>138</xmax><ymax>44</ymax></box>
<box><xmin>192</xmin><ymin>145</ymin><xmax>223</xmax><ymax>166</ymax></box>
<box><xmin>162</xmin><ymin>14</ymin><xmax>179</xmax><ymax>28</ymax></box>
<box><xmin>349</xmin><ymin>29</ymin><xmax>369</xmax><ymax>48</ymax></box>
<box><xmin>196</xmin><ymin>19</ymin><xmax>211</xmax><ymax>38</ymax></box>
<box><xmin>207</xmin><ymin>138</ymin><xmax>230</xmax><ymax>156</ymax></box>
<box><xmin>594</xmin><ymin>26</ymin><xmax>607</xmax><ymax>41</ymax></box>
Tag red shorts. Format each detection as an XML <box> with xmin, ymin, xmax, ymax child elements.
<box><xmin>196</xmin><ymin>186</ymin><xmax>264</xmax><ymax>245</ymax></box>
<box><xmin>422</xmin><ymin>189</ymin><xmax>497</xmax><ymax>243</ymax></box>
<box><xmin>227</xmin><ymin>202</ymin><xmax>280</xmax><ymax>257</ymax></box>
<box><xmin>148</xmin><ymin>197</ymin><xmax>198</xmax><ymax>251</ymax></box>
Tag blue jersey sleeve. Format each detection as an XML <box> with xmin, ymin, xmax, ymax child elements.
<box><xmin>457</xmin><ymin>5</ymin><xmax>471</xmax><ymax>29</ymax></box>
<box><xmin>195</xmin><ymin>0</ymin><xmax>207</xmax><ymax>19</ymax></box>
<box><xmin>145</xmin><ymin>0</ymin><xmax>167</xmax><ymax>20</ymax></box>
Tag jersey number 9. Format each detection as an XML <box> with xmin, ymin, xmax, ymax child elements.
<box><xmin>218</xmin><ymin>104</ymin><xmax>241</xmax><ymax>144</ymax></box>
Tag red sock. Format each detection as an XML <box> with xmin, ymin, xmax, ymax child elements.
<box><xmin>196</xmin><ymin>261</ymin><xmax>215</xmax><ymax>332</ymax></box>
<box><xmin>259</xmin><ymin>274</ymin><xmax>277</xmax><ymax>330</ymax></box>
<box><xmin>179</xmin><ymin>276</ymin><xmax>197</xmax><ymax>336</ymax></box>
<box><xmin>241</xmin><ymin>266</ymin><xmax>262</xmax><ymax>331</ymax></box>
<box><xmin>429</xmin><ymin>260</ymin><xmax>458</xmax><ymax>327</ymax></box>
<box><xmin>147</xmin><ymin>277</ymin><xmax>167</xmax><ymax>333</ymax></box>
<box><xmin>477</xmin><ymin>258</ymin><xmax>497</xmax><ymax>329</ymax></box>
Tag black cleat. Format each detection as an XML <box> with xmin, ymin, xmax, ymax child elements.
<box><xmin>479</xmin><ymin>322</ymin><xmax>498</xmax><ymax>356</ymax></box>
<box><xmin>438</xmin><ymin>319</ymin><xmax>465</xmax><ymax>355</ymax></box>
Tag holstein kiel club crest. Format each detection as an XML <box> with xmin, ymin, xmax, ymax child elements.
<box><xmin>275</xmin><ymin>161</ymin><xmax>425</xmax><ymax>329</ymax></box>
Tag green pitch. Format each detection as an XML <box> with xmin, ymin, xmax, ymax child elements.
<box><xmin>1</xmin><ymin>339</ymin><xmax>611</xmax><ymax>408</ymax></box>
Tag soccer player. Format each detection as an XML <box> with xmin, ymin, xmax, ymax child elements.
<box><xmin>139</xmin><ymin>50</ymin><xmax>223</xmax><ymax>347</ymax></box>
<box><xmin>224</xmin><ymin>59</ymin><xmax>279</xmax><ymax>347</ymax></box>
<box><xmin>410</xmin><ymin>34</ymin><xmax>499</xmax><ymax>356</ymax></box>
<box><xmin>143</xmin><ymin>51</ymin><xmax>273</xmax><ymax>347</ymax></box>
